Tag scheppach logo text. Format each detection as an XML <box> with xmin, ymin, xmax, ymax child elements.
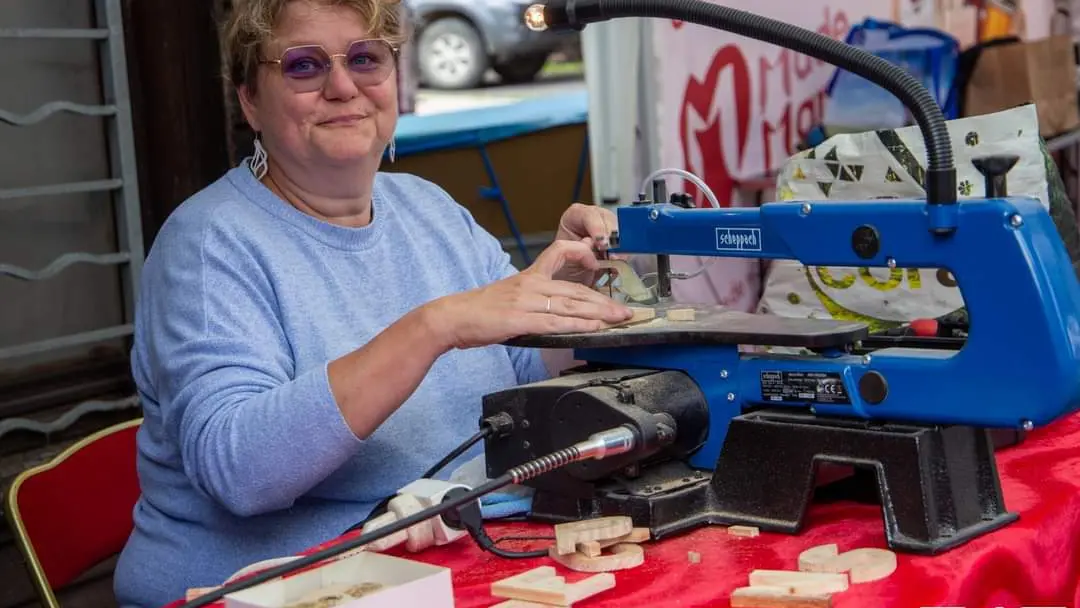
<box><xmin>715</xmin><ymin>227</ymin><xmax>762</xmax><ymax>252</ymax></box>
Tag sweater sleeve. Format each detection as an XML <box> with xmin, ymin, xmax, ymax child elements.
<box><xmin>141</xmin><ymin>218</ymin><xmax>361</xmax><ymax>517</ymax></box>
<box><xmin>446</xmin><ymin>194</ymin><xmax>550</xmax><ymax>385</ymax></box>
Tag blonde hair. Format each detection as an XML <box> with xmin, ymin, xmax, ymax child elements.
<box><xmin>221</xmin><ymin>0</ymin><xmax>406</xmax><ymax>94</ymax></box>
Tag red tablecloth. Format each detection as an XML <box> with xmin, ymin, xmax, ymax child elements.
<box><xmin>170</xmin><ymin>413</ymin><xmax>1080</xmax><ymax>608</ymax></box>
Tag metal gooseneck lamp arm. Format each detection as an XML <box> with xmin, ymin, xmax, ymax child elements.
<box><xmin>524</xmin><ymin>0</ymin><xmax>960</xmax><ymax>233</ymax></box>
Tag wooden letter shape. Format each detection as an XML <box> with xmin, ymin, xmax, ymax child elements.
<box><xmin>491</xmin><ymin>567</ymin><xmax>615</xmax><ymax>606</ymax></box>
<box><xmin>554</xmin><ymin>516</ymin><xmax>633</xmax><ymax>555</ymax></box>
<box><xmin>798</xmin><ymin>544</ymin><xmax>840</xmax><ymax>572</ymax></box>
<box><xmin>548</xmin><ymin>543</ymin><xmax>645</xmax><ymax>573</ymax></box>
<box><xmin>818</xmin><ymin>548</ymin><xmax>898</xmax><ymax>583</ymax></box>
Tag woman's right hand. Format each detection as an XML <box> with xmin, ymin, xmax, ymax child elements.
<box><xmin>428</xmin><ymin>240</ymin><xmax>634</xmax><ymax>350</ymax></box>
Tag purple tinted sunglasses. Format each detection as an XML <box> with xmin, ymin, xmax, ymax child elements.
<box><xmin>259</xmin><ymin>39</ymin><xmax>398</xmax><ymax>92</ymax></box>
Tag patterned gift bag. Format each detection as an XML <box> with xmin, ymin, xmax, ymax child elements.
<box><xmin>757</xmin><ymin>103</ymin><xmax>1080</xmax><ymax>331</ymax></box>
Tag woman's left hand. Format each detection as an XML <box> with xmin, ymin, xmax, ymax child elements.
<box><xmin>553</xmin><ymin>203</ymin><xmax>618</xmax><ymax>285</ymax></box>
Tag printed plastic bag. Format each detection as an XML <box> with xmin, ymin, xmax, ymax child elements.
<box><xmin>823</xmin><ymin>18</ymin><xmax>961</xmax><ymax>130</ymax></box>
<box><xmin>758</xmin><ymin>103</ymin><xmax>1080</xmax><ymax>332</ymax></box>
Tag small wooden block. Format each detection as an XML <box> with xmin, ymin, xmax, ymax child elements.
<box><xmin>818</xmin><ymin>548</ymin><xmax>898</xmax><ymax>583</ymax></box>
<box><xmin>666</xmin><ymin>308</ymin><xmax>696</xmax><ymax>322</ymax></box>
<box><xmin>547</xmin><ymin>543</ymin><xmax>645</xmax><ymax>573</ymax></box>
<box><xmin>185</xmin><ymin>587</ymin><xmax>218</xmax><ymax>601</ymax></box>
<box><xmin>490</xmin><ymin>601</ymin><xmax>556</xmax><ymax>608</ymax></box>
<box><xmin>605</xmin><ymin>306</ymin><xmax>656</xmax><ymax>328</ymax></box>
<box><xmin>747</xmin><ymin>570</ymin><xmax>849</xmax><ymax>595</ymax></box>
<box><xmin>728</xmin><ymin>525</ymin><xmax>760</xmax><ymax>538</ymax></box>
<box><xmin>577</xmin><ymin>540</ymin><xmax>602</xmax><ymax>558</ymax></box>
<box><xmin>731</xmin><ymin>586</ymin><xmax>832</xmax><ymax>608</ymax></box>
<box><xmin>798</xmin><ymin>544</ymin><xmax>840</xmax><ymax>572</ymax></box>
<box><xmin>554</xmin><ymin>516</ymin><xmax>633</xmax><ymax>555</ymax></box>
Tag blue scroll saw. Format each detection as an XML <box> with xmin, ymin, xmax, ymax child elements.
<box><xmin>481</xmin><ymin>0</ymin><xmax>1080</xmax><ymax>554</ymax></box>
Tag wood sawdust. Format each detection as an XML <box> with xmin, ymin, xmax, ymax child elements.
<box><xmin>284</xmin><ymin>582</ymin><xmax>384</xmax><ymax>608</ymax></box>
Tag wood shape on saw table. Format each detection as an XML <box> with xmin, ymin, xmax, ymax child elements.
<box><xmin>490</xmin><ymin>566</ymin><xmax>615</xmax><ymax>607</ymax></box>
<box><xmin>729</xmin><ymin>545</ymin><xmax>898</xmax><ymax>607</ymax></box>
<box><xmin>602</xmin><ymin>306</ymin><xmax>698</xmax><ymax>329</ymax></box>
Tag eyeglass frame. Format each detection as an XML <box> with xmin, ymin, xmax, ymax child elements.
<box><xmin>257</xmin><ymin>38</ymin><xmax>401</xmax><ymax>89</ymax></box>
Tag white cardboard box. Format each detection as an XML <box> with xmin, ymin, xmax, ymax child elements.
<box><xmin>223</xmin><ymin>551</ymin><xmax>454</xmax><ymax>608</ymax></box>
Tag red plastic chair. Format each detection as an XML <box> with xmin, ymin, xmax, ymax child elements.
<box><xmin>4</xmin><ymin>418</ymin><xmax>142</xmax><ymax>607</ymax></box>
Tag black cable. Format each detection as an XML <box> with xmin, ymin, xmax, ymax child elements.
<box><xmin>471</xmin><ymin>526</ymin><xmax>550</xmax><ymax>559</ymax></box>
<box><xmin>343</xmin><ymin>414</ymin><xmax>510</xmax><ymax>534</ymax></box>
<box><xmin>452</xmin><ymin>485</ymin><xmax>551</xmax><ymax>559</ymax></box>
<box><xmin>181</xmin><ymin>438</ymin><xmax>596</xmax><ymax>608</ymax></box>
<box><xmin>420</xmin><ymin>427</ymin><xmax>489</xmax><ymax>479</ymax></box>
<box><xmin>536</xmin><ymin>0</ymin><xmax>957</xmax><ymax>206</ymax></box>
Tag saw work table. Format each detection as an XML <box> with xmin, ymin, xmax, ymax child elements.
<box><xmin>162</xmin><ymin>410</ymin><xmax>1080</xmax><ymax>607</ymax></box>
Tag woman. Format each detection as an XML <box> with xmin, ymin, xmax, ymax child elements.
<box><xmin>112</xmin><ymin>0</ymin><xmax>631</xmax><ymax>605</ymax></box>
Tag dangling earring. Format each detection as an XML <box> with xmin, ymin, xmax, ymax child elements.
<box><xmin>250</xmin><ymin>135</ymin><xmax>268</xmax><ymax>179</ymax></box>
<box><xmin>388</xmin><ymin>137</ymin><xmax>396</xmax><ymax>163</ymax></box>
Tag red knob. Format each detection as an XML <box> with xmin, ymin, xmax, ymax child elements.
<box><xmin>910</xmin><ymin>318</ymin><xmax>939</xmax><ymax>337</ymax></box>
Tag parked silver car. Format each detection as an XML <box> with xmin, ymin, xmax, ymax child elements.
<box><xmin>406</xmin><ymin>0</ymin><xmax>579</xmax><ymax>89</ymax></box>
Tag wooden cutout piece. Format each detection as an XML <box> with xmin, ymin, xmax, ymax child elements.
<box><xmin>491</xmin><ymin>568</ymin><xmax>615</xmax><ymax>606</ymax></box>
<box><xmin>593</xmin><ymin>527</ymin><xmax>651</xmax><ymax>550</ymax></box>
<box><xmin>728</xmin><ymin>525</ymin><xmax>760</xmax><ymax>538</ymax></box>
<box><xmin>604</xmin><ymin>306</ymin><xmax>656</xmax><ymax>329</ymax></box>
<box><xmin>817</xmin><ymin>548</ymin><xmax>897</xmax><ymax>583</ymax></box>
<box><xmin>579</xmin><ymin>526</ymin><xmax>651</xmax><ymax>556</ymax></box>
<box><xmin>798</xmin><ymin>544</ymin><xmax>840</xmax><ymax>572</ymax></box>
<box><xmin>547</xmin><ymin>543</ymin><xmax>645</xmax><ymax>573</ymax></box>
<box><xmin>554</xmin><ymin>516</ymin><xmax>633</xmax><ymax>555</ymax></box>
<box><xmin>491</xmin><ymin>567</ymin><xmax>564</xmax><ymax>605</ymax></box>
<box><xmin>666</xmin><ymin>308</ymin><xmax>696</xmax><ymax>322</ymax></box>
<box><xmin>731</xmin><ymin>586</ymin><xmax>832</xmax><ymax>608</ymax></box>
<box><xmin>565</xmin><ymin>573</ymin><xmax>616</xmax><ymax>604</ymax></box>
<box><xmin>747</xmin><ymin>570</ymin><xmax>849</xmax><ymax>595</ymax></box>
<box><xmin>490</xmin><ymin>601</ymin><xmax>555</xmax><ymax>608</ymax></box>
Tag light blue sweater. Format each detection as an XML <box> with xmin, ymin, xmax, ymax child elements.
<box><xmin>113</xmin><ymin>165</ymin><xmax>549</xmax><ymax>607</ymax></box>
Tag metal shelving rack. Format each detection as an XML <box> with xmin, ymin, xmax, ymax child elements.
<box><xmin>0</xmin><ymin>0</ymin><xmax>142</xmax><ymax>438</ymax></box>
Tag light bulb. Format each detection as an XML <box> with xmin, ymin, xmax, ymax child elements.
<box><xmin>524</xmin><ymin>4</ymin><xmax>549</xmax><ymax>31</ymax></box>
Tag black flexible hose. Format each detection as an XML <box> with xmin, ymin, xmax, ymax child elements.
<box><xmin>538</xmin><ymin>0</ymin><xmax>957</xmax><ymax>206</ymax></box>
<box><xmin>180</xmin><ymin>443</ymin><xmax>589</xmax><ymax>608</ymax></box>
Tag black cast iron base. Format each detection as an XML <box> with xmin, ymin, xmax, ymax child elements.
<box><xmin>528</xmin><ymin>409</ymin><xmax>1018</xmax><ymax>554</ymax></box>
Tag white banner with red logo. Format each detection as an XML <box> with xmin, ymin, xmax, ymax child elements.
<box><xmin>645</xmin><ymin>0</ymin><xmax>890</xmax><ymax>310</ymax></box>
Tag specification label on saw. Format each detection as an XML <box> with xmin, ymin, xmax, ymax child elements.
<box><xmin>760</xmin><ymin>371</ymin><xmax>851</xmax><ymax>405</ymax></box>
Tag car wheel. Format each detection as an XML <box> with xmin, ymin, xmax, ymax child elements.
<box><xmin>493</xmin><ymin>53</ymin><xmax>549</xmax><ymax>85</ymax></box>
<box><xmin>418</xmin><ymin>17</ymin><xmax>487</xmax><ymax>90</ymax></box>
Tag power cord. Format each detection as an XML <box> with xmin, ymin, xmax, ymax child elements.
<box><xmin>635</xmin><ymin>167</ymin><xmax>722</xmax><ymax>285</ymax></box>
<box><xmin>452</xmin><ymin>491</ymin><xmax>551</xmax><ymax>559</ymax></box>
<box><xmin>180</xmin><ymin>426</ymin><xmax>638</xmax><ymax>608</ymax></box>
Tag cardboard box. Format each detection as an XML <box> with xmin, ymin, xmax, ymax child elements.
<box><xmin>223</xmin><ymin>552</ymin><xmax>454</xmax><ymax>608</ymax></box>
<box><xmin>963</xmin><ymin>34</ymin><xmax>1080</xmax><ymax>137</ymax></box>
